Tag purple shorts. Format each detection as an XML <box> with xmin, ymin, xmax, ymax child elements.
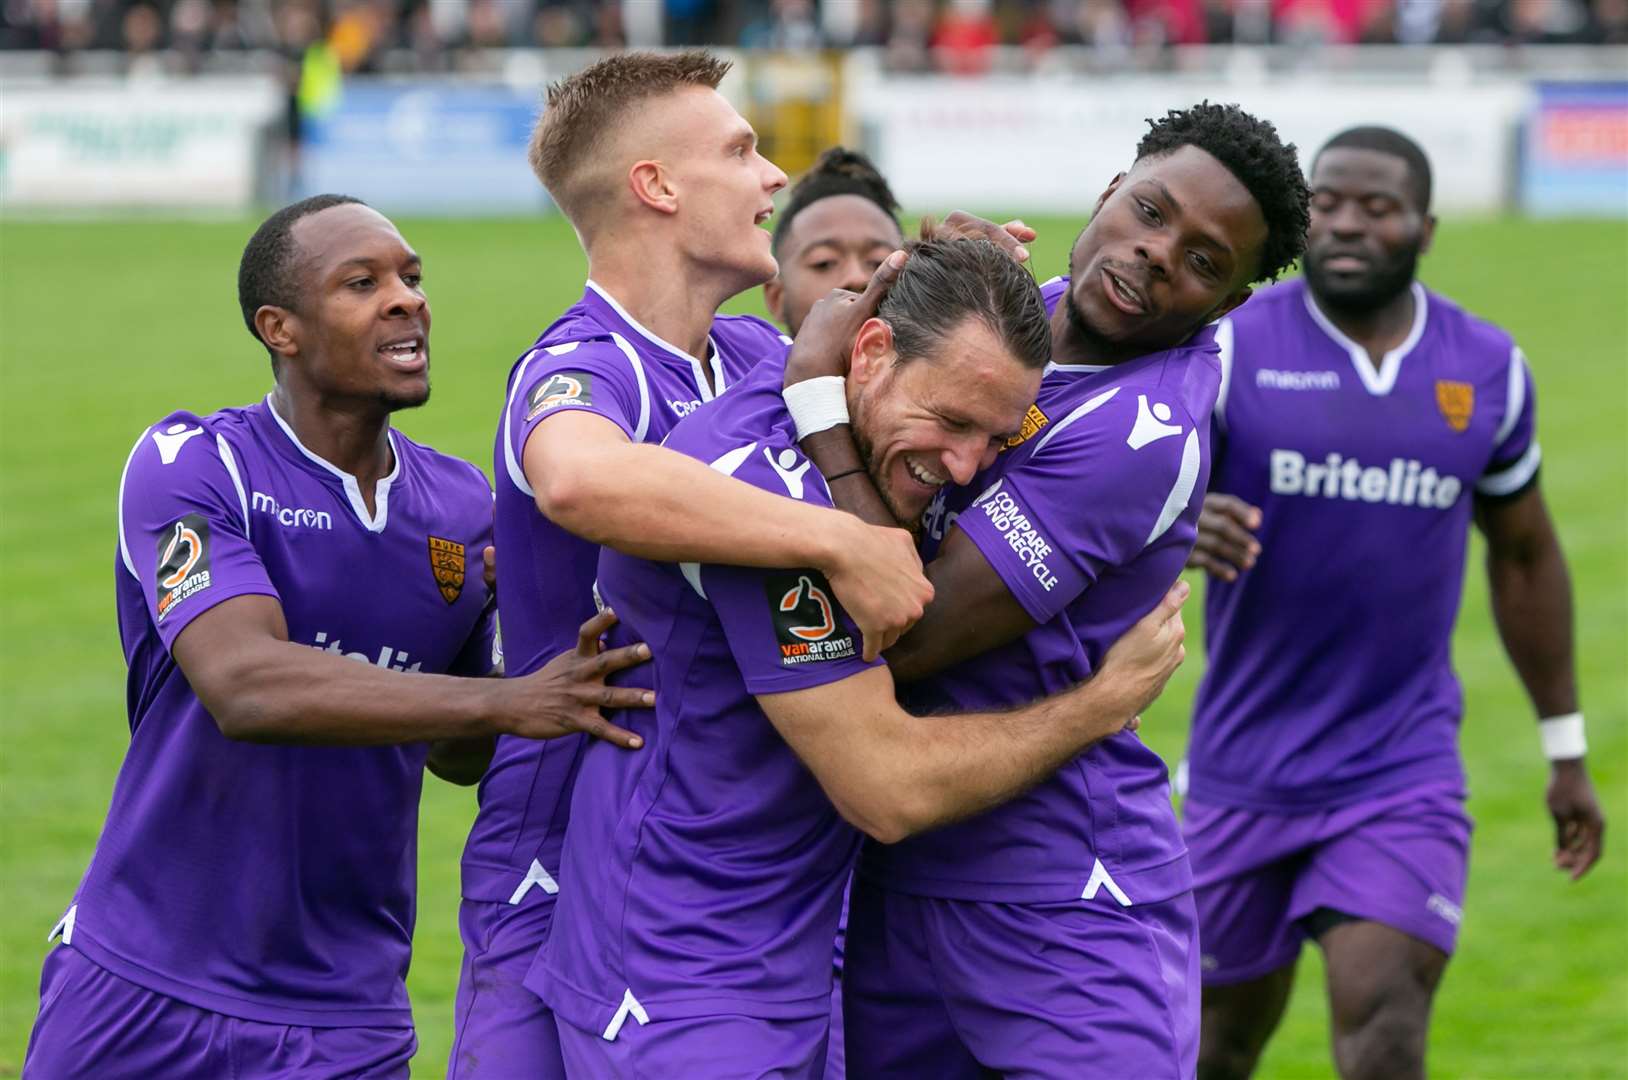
<box><xmin>554</xmin><ymin>1008</ymin><xmax>830</xmax><ymax>1079</ymax></box>
<box><xmin>25</xmin><ymin>946</ymin><xmax>414</xmax><ymax>1079</ymax></box>
<box><xmin>1182</xmin><ymin>781</ymin><xmax>1473</xmax><ymax>985</ymax></box>
<box><xmin>843</xmin><ymin>878</ymin><xmax>1199</xmax><ymax>1080</ymax></box>
<box><xmin>448</xmin><ymin>896</ymin><xmax>563</xmax><ymax>1078</ymax></box>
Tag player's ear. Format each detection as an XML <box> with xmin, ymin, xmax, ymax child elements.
<box><xmin>1419</xmin><ymin>213</ymin><xmax>1437</xmax><ymax>258</ymax></box>
<box><xmin>254</xmin><ymin>305</ymin><xmax>300</xmax><ymax>359</ymax></box>
<box><xmin>628</xmin><ymin>159</ymin><xmax>679</xmax><ymax>216</ymax></box>
<box><xmin>849</xmin><ymin>317</ymin><xmax>893</xmax><ymax>386</ymax></box>
<box><xmin>1095</xmin><ymin>172</ymin><xmax>1127</xmax><ymax>215</ymax></box>
<box><xmin>763</xmin><ymin>277</ymin><xmax>785</xmax><ymax>326</ymax></box>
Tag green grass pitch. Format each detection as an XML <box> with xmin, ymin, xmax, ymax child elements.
<box><xmin>0</xmin><ymin>213</ymin><xmax>1623</xmax><ymax>1078</ymax></box>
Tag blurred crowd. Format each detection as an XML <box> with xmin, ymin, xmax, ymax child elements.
<box><xmin>3</xmin><ymin>0</ymin><xmax>1624</xmax><ymax>70</ymax></box>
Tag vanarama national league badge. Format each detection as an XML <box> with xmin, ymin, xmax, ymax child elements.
<box><xmin>428</xmin><ymin>536</ymin><xmax>466</xmax><ymax>604</ymax></box>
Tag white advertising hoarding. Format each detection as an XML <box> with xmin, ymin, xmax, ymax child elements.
<box><xmin>0</xmin><ymin>77</ymin><xmax>282</xmax><ymax>210</ymax></box>
<box><xmin>852</xmin><ymin>75</ymin><xmax>1530</xmax><ymax>214</ymax></box>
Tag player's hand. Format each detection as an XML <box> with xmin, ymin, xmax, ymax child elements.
<box><xmin>482</xmin><ymin>545</ymin><xmax>497</xmax><ymax>591</ymax></box>
<box><xmin>503</xmin><ymin>609</ymin><xmax>653</xmax><ymax>748</ymax></box>
<box><xmin>1187</xmin><ymin>494</ymin><xmax>1262</xmax><ymax>581</ymax></box>
<box><xmin>1546</xmin><ymin>758</ymin><xmax>1605</xmax><ymax>880</ymax></box>
<box><xmin>784</xmin><ymin>249</ymin><xmax>909</xmax><ymax>388</ymax></box>
<box><xmin>824</xmin><ymin>516</ymin><xmax>934</xmax><ymax>662</ymax></box>
<box><xmin>1098</xmin><ymin>580</ymin><xmax>1189</xmax><ymax>718</ymax></box>
<box><xmin>934</xmin><ymin>210</ymin><xmax>1035</xmax><ymax>264</ymax></box>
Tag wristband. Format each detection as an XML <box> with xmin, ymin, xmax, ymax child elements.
<box><xmin>1539</xmin><ymin>712</ymin><xmax>1587</xmax><ymax>761</ymax></box>
<box><xmin>823</xmin><ymin>467</ymin><xmax>867</xmax><ymax>484</ymax></box>
<box><xmin>783</xmin><ymin>376</ymin><xmax>849</xmax><ymax>441</ymax></box>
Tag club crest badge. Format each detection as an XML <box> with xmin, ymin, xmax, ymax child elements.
<box><xmin>1005</xmin><ymin>404</ymin><xmax>1050</xmax><ymax>449</ymax></box>
<box><xmin>428</xmin><ymin>536</ymin><xmax>466</xmax><ymax>605</ymax></box>
<box><xmin>1435</xmin><ymin>380</ymin><xmax>1473</xmax><ymax>433</ymax></box>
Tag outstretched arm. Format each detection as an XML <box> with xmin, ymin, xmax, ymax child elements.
<box><xmin>175</xmin><ymin>599</ymin><xmax>653</xmax><ymax>749</ymax></box>
<box><xmin>1475</xmin><ymin>483</ymin><xmax>1603</xmax><ymax>880</ymax></box>
<box><xmin>526</xmin><ymin>411</ymin><xmax>930</xmax><ymax>661</ymax></box>
<box><xmin>757</xmin><ymin>581</ymin><xmax>1188</xmax><ymax>843</ymax></box>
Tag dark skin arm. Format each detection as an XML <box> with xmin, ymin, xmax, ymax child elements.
<box><xmin>173</xmin><ymin>597</ymin><xmax>652</xmax><ymax>749</ymax></box>
<box><xmin>1474</xmin><ymin>483</ymin><xmax>1604</xmax><ymax>880</ymax></box>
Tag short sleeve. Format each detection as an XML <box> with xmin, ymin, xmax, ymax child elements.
<box><xmin>449</xmin><ymin>599</ymin><xmax>502</xmax><ymax>678</ymax></box>
<box><xmin>952</xmin><ymin>394</ymin><xmax>1203</xmax><ymax>625</ymax></box>
<box><xmin>119</xmin><ymin>416</ymin><xmax>280</xmax><ymax>651</ymax></box>
<box><xmin>500</xmin><ymin>338</ymin><xmax>649</xmax><ymax>495</ymax></box>
<box><xmin>690</xmin><ymin>439</ymin><xmax>881</xmax><ymax>695</ymax></box>
<box><xmin>703</xmin><ymin>563</ymin><xmax>881</xmax><ymax>695</ymax></box>
<box><xmin>1476</xmin><ymin>346</ymin><xmax>1541</xmax><ymax>498</ymax></box>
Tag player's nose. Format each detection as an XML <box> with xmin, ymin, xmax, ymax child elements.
<box><xmin>943</xmin><ymin>438</ymin><xmax>985</xmax><ymax>486</ymax></box>
<box><xmin>762</xmin><ymin>156</ymin><xmax>789</xmax><ymax>195</ymax></box>
<box><xmin>383</xmin><ymin>276</ymin><xmax>426</xmax><ymax>318</ymax></box>
<box><xmin>838</xmin><ymin>259</ymin><xmax>870</xmax><ymax>294</ymax></box>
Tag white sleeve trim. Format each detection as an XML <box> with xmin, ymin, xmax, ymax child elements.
<box><xmin>1494</xmin><ymin>346</ymin><xmax>1529</xmax><ymax>448</ymax></box>
<box><xmin>116</xmin><ymin>428</ymin><xmax>150</xmax><ymax>580</ymax></box>
<box><xmin>1213</xmin><ymin>317</ymin><xmax>1234</xmax><ymax>432</ymax></box>
<box><xmin>1477</xmin><ymin>442</ymin><xmax>1542</xmax><ymax>496</ymax></box>
<box><xmin>1145</xmin><ymin>429</ymin><xmax>1203</xmax><ymax>547</ymax></box>
<box><xmin>1032</xmin><ymin>388</ymin><xmax>1120</xmax><ymax>456</ymax></box>
<box><xmin>502</xmin><ymin>350</ymin><xmax>542</xmax><ymax>497</ymax></box>
<box><xmin>608</xmin><ymin>333</ymin><xmax>652</xmax><ymax>442</ymax></box>
<box><xmin>215</xmin><ymin>434</ymin><xmax>250</xmax><ymax>538</ymax></box>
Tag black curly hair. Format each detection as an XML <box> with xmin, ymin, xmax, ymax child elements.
<box><xmin>1135</xmin><ymin>103</ymin><xmax>1310</xmax><ymax>283</ymax></box>
<box><xmin>238</xmin><ymin>194</ymin><xmax>364</xmax><ymax>362</ymax></box>
<box><xmin>772</xmin><ymin>146</ymin><xmax>903</xmax><ymax>256</ymax></box>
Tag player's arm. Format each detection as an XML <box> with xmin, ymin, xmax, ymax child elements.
<box><xmin>756</xmin><ymin>581</ymin><xmax>1188</xmax><ymax>843</ymax></box>
<box><xmin>173</xmin><ymin>599</ymin><xmax>653</xmax><ymax>749</ymax></box>
<box><xmin>426</xmin><ymin>737</ymin><xmax>496</xmax><ymax>786</ymax></box>
<box><xmin>1474</xmin><ymin>482</ymin><xmax>1604</xmax><ymax>880</ymax></box>
<box><xmin>526</xmin><ymin>410</ymin><xmax>929</xmax><ymax>659</ymax></box>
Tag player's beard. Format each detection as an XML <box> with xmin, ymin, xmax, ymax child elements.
<box><xmin>848</xmin><ymin>397</ymin><xmax>920</xmax><ymax>535</ymax></box>
<box><xmin>378</xmin><ymin>380</ymin><xmax>431</xmax><ymax>413</ymax></box>
<box><xmin>1305</xmin><ymin>245</ymin><xmax>1420</xmax><ymax>315</ymax></box>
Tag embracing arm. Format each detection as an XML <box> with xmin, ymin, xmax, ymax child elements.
<box><xmin>757</xmin><ymin>582</ymin><xmax>1188</xmax><ymax>843</ymax></box>
<box><xmin>173</xmin><ymin>598</ymin><xmax>652</xmax><ymax>748</ymax></box>
<box><xmin>1475</xmin><ymin>484</ymin><xmax>1604</xmax><ymax>879</ymax></box>
<box><xmin>525</xmin><ymin>409</ymin><xmax>931</xmax><ymax>659</ymax></box>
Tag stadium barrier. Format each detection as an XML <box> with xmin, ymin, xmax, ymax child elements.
<box><xmin>1</xmin><ymin>47</ymin><xmax>1623</xmax><ymax>217</ymax></box>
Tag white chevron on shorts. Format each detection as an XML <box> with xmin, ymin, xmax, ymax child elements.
<box><xmin>602</xmin><ymin>987</ymin><xmax>650</xmax><ymax>1041</ymax></box>
<box><xmin>1082</xmin><ymin>858</ymin><xmax>1132</xmax><ymax>907</ymax></box>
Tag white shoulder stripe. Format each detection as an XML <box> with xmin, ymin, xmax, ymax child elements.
<box><xmin>1477</xmin><ymin>442</ymin><xmax>1542</xmax><ymax>497</ymax></box>
<box><xmin>1032</xmin><ymin>387</ymin><xmax>1120</xmax><ymax>456</ymax></box>
<box><xmin>503</xmin><ymin>350</ymin><xmax>542</xmax><ymax>497</ymax></box>
<box><xmin>215</xmin><ymin>433</ymin><xmax>250</xmax><ymax>538</ymax></box>
<box><xmin>608</xmin><ymin>333</ymin><xmax>652</xmax><ymax>442</ymax></box>
<box><xmin>1145</xmin><ymin>429</ymin><xmax>1202</xmax><ymax>548</ymax></box>
<box><xmin>116</xmin><ymin>427</ymin><xmax>150</xmax><ymax>580</ymax></box>
<box><xmin>1213</xmin><ymin>318</ymin><xmax>1234</xmax><ymax>432</ymax></box>
<box><xmin>1494</xmin><ymin>346</ymin><xmax>1528</xmax><ymax>448</ymax></box>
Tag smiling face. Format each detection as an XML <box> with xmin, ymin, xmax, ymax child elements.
<box><xmin>766</xmin><ymin>193</ymin><xmax>904</xmax><ymax>334</ymax></box>
<box><xmin>1303</xmin><ymin>146</ymin><xmax>1433</xmax><ymax>312</ymax></box>
<box><xmin>847</xmin><ymin>315</ymin><xmax>1041</xmax><ymax>527</ymax></box>
<box><xmin>1066</xmin><ymin>144</ymin><xmax>1267</xmax><ymax>357</ymax></box>
<box><xmin>273</xmin><ymin>203</ymin><xmax>431</xmax><ymax>410</ymax></box>
<box><xmin>653</xmin><ymin>85</ymin><xmax>789</xmax><ymax>293</ymax></box>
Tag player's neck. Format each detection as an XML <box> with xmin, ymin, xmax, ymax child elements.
<box><xmin>1312</xmin><ymin>284</ymin><xmax>1417</xmax><ymax>370</ymax></box>
<box><xmin>269</xmin><ymin>384</ymin><xmax>396</xmax><ymax>507</ymax></box>
<box><xmin>1048</xmin><ymin>300</ymin><xmax>1164</xmax><ymax>368</ymax></box>
<box><xmin>588</xmin><ymin>248</ymin><xmax>737</xmax><ymax>372</ymax></box>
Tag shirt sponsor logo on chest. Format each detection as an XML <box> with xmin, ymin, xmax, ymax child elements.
<box><xmin>310</xmin><ymin>631</ymin><xmax>423</xmax><ymax>672</ymax></box>
<box><xmin>1269</xmin><ymin>449</ymin><xmax>1462</xmax><ymax>509</ymax></box>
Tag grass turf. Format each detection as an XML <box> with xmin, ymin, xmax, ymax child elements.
<box><xmin>0</xmin><ymin>213</ymin><xmax>1623</xmax><ymax>1078</ymax></box>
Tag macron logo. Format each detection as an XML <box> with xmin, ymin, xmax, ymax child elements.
<box><xmin>1127</xmin><ymin>396</ymin><xmax>1182</xmax><ymax>451</ymax></box>
<box><xmin>151</xmin><ymin>423</ymin><xmax>204</xmax><ymax>464</ymax></box>
<box><xmin>1257</xmin><ymin>368</ymin><xmax>1341</xmax><ymax>391</ymax></box>
<box><xmin>251</xmin><ymin>491</ymin><xmax>333</xmax><ymax>530</ymax></box>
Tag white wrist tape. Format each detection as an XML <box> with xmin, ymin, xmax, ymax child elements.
<box><xmin>1539</xmin><ymin>712</ymin><xmax>1587</xmax><ymax>761</ymax></box>
<box><xmin>783</xmin><ymin>376</ymin><xmax>849</xmax><ymax>441</ymax></box>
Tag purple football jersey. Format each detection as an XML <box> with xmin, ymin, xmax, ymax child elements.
<box><xmin>531</xmin><ymin>359</ymin><xmax>883</xmax><ymax>1037</ymax></box>
<box><xmin>859</xmin><ymin>277</ymin><xmax>1218</xmax><ymax>906</ymax></box>
<box><xmin>1187</xmin><ymin>278</ymin><xmax>1540</xmax><ymax>811</ymax></box>
<box><xmin>60</xmin><ymin>398</ymin><xmax>497</xmax><ymax>1027</ymax></box>
<box><xmin>460</xmin><ymin>283</ymin><xmax>788</xmax><ymax>906</ymax></box>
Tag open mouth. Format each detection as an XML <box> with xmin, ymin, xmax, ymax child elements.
<box><xmin>377</xmin><ymin>334</ymin><xmax>426</xmax><ymax>371</ymax></box>
<box><xmin>1102</xmin><ymin>267</ymin><xmax>1147</xmax><ymax>316</ymax></box>
<box><xmin>902</xmin><ymin>453</ymin><xmax>947</xmax><ymax>493</ymax></box>
<box><xmin>754</xmin><ymin>206</ymin><xmax>774</xmax><ymax>226</ymax></box>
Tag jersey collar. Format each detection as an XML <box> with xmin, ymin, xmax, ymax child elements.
<box><xmin>1303</xmin><ymin>281</ymin><xmax>1429</xmax><ymax>397</ymax></box>
<box><xmin>584</xmin><ymin>280</ymin><xmax>728</xmax><ymax>402</ymax></box>
<box><xmin>262</xmin><ymin>395</ymin><xmax>399</xmax><ymax>533</ymax></box>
